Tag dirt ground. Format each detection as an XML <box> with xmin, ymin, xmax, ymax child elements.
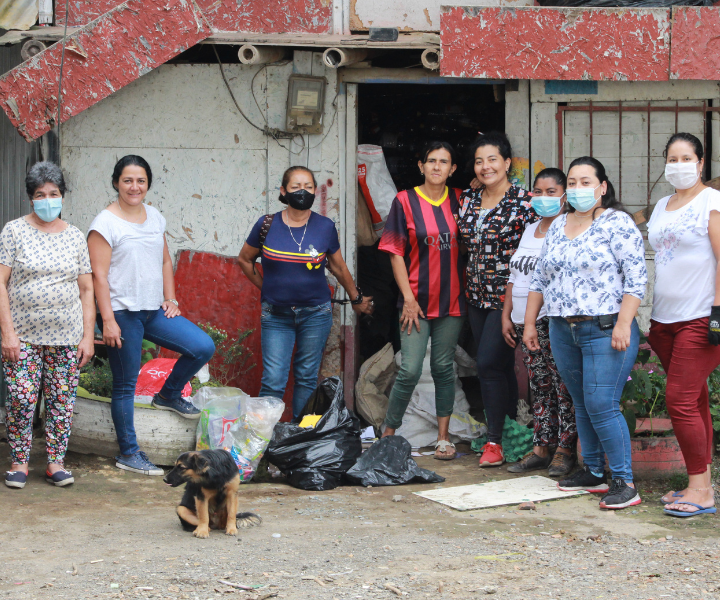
<box><xmin>2</xmin><ymin>440</ymin><xmax>720</xmax><ymax>600</ymax></box>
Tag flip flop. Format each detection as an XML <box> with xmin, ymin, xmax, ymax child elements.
<box><xmin>663</xmin><ymin>502</ymin><xmax>717</xmax><ymax>518</ymax></box>
<box><xmin>433</xmin><ymin>440</ymin><xmax>456</xmax><ymax>461</ymax></box>
<box><xmin>661</xmin><ymin>490</ymin><xmax>684</xmax><ymax>505</ymax></box>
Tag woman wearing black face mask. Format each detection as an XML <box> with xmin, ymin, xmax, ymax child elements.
<box><xmin>238</xmin><ymin>166</ymin><xmax>373</xmax><ymax>419</ymax></box>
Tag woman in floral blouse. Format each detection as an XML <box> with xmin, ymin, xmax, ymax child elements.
<box><xmin>458</xmin><ymin>132</ymin><xmax>537</xmax><ymax>468</ymax></box>
<box><xmin>525</xmin><ymin>156</ymin><xmax>647</xmax><ymax>511</ymax></box>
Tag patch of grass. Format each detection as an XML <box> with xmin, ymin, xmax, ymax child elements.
<box><xmin>666</xmin><ymin>472</ymin><xmax>689</xmax><ymax>492</ymax></box>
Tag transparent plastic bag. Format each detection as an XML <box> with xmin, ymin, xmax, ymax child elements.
<box><xmin>192</xmin><ymin>387</ymin><xmax>285</xmax><ymax>482</ymax></box>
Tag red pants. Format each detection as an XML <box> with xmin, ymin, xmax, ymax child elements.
<box><xmin>647</xmin><ymin>317</ymin><xmax>720</xmax><ymax>475</ymax></box>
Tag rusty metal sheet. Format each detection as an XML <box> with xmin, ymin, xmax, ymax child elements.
<box><xmin>194</xmin><ymin>0</ymin><xmax>333</xmax><ymax>34</ymax></box>
<box><xmin>0</xmin><ymin>0</ymin><xmax>38</xmax><ymax>31</ymax></box>
<box><xmin>670</xmin><ymin>7</ymin><xmax>720</xmax><ymax>80</ymax></box>
<box><xmin>440</xmin><ymin>6</ymin><xmax>671</xmax><ymax>82</ymax></box>
<box><xmin>0</xmin><ymin>0</ymin><xmax>211</xmax><ymax>141</ymax></box>
<box><xmin>55</xmin><ymin>1</ymin><xmax>121</xmax><ymax>26</ymax></box>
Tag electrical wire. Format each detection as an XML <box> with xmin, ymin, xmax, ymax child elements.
<box><xmin>57</xmin><ymin>0</ymin><xmax>70</xmax><ymax>166</ymax></box>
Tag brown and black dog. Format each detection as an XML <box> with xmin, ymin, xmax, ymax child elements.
<box><xmin>164</xmin><ymin>449</ymin><xmax>261</xmax><ymax>538</ymax></box>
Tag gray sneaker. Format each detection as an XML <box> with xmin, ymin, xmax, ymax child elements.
<box><xmin>507</xmin><ymin>451</ymin><xmax>552</xmax><ymax>473</ymax></box>
<box><xmin>115</xmin><ymin>451</ymin><xmax>164</xmax><ymax>476</ymax></box>
<box><xmin>151</xmin><ymin>393</ymin><xmax>201</xmax><ymax>419</ymax></box>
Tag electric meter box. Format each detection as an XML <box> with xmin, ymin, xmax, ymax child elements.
<box><xmin>286</xmin><ymin>75</ymin><xmax>327</xmax><ymax>134</ymax></box>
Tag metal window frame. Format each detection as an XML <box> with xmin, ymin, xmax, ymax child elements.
<box><xmin>557</xmin><ymin>101</ymin><xmax>720</xmax><ymax>207</ymax></box>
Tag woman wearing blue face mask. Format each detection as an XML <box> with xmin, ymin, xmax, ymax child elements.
<box><xmin>502</xmin><ymin>168</ymin><xmax>576</xmax><ymax>477</ymax></box>
<box><xmin>1</xmin><ymin>162</ymin><xmax>96</xmax><ymax>489</ymax></box>
<box><xmin>523</xmin><ymin>157</ymin><xmax>647</xmax><ymax>511</ymax></box>
<box><xmin>238</xmin><ymin>166</ymin><xmax>373</xmax><ymax>420</ymax></box>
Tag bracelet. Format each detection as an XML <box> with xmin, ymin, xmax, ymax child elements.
<box><xmin>351</xmin><ymin>287</ymin><xmax>364</xmax><ymax>305</ymax></box>
<box><xmin>166</xmin><ymin>299</ymin><xmax>179</xmax><ymax>307</ymax></box>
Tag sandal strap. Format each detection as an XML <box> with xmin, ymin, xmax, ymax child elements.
<box><xmin>434</xmin><ymin>440</ymin><xmax>455</xmax><ymax>451</ymax></box>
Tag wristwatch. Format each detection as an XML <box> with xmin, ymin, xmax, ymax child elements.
<box><xmin>351</xmin><ymin>288</ymin><xmax>364</xmax><ymax>305</ymax></box>
<box><xmin>166</xmin><ymin>299</ymin><xmax>179</xmax><ymax>307</ymax></box>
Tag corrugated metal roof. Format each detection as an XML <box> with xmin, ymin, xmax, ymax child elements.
<box><xmin>0</xmin><ymin>0</ymin><xmax>38</xmax><ymax>31</ymax></box>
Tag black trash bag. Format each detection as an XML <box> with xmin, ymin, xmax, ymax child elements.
<box><xmin>265</xmin><ymin>377</ymin><xmax>362</xmax><ymax>491</ymax></box>
<box><xmin>345</xmin><ymin>435</ymin><xmax>445</xmax><ymax>487</ymax></box>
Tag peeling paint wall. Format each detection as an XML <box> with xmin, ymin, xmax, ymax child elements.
<box><xmin>670</xmin><ymin>7</ymin><xmax>720</xmax><ymax>80</ymax></box>
<box><xmin>1</xmin><ymin>0</ymin><xmax>212</xmax><ymax>141</ymax></box>
<box><xmin>55</xmin><ymin>0</ymin><xmax>334</xmax><ymax>33</ymax></box>
<box><xmin>440</xmin><ymin>7</ymin><xmax>671</xmax><ymax>81</ymax></box>
<box><xmin>55</xmin><ymin>0</ymin><xmax>119</xmax><ymax>26</ymax></box>
<box><xmin>349</xmin><ymin>0</ymin><xmax>532</xmax><ymax>32</ymax></box>
<box><xmin>61</xmin><ymin>56</ymin><xmax>348</xmax><ymax>381</ymax></box>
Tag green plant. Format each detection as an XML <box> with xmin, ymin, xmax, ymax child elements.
<box><xmin>141</xmin><ymin>339</ymin><xmax>157</xmax><ymax>365</ymax></box>
<box><xmin>198</xmin><ymin>323</ymin><xmax>256</xmax><ymax>386</ymax></box>
<box><xmin>79</xmin><ymin>358</ymin><xmax>114</xmax><ymax>398</ymax></box>
<box><xmin>708</xmin><ymin>367</ymin><xmax>720</xmax><ymax>432</ymax></box>
<box><xmin>620</xmin><ymin>334</ymin><xmax>667</xmax><ymax>436</ymax></box>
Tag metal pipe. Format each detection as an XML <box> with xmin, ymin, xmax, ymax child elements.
<box><xmin>421</xmin><ymin>47</ymin><xmax>441</xmax><ymax>71</ymax></box>
<box><xmin>618</xmin><ymin>101</ymin><xmax>622</xmax><ymax>202</ymax></box>
<box><xmin>21</xmin><ymin>40</ymin><xmax>47</xmax><ymax>61</ymax></box>
<box><xmin>237</xmin><ymin>45</ymin><xmax>287</xmax><ymax>65</ymax></box>
<box><xmin>322</xmin><ymin>48</ymin><xmax>370</xmax><ymax>69</ymax></box>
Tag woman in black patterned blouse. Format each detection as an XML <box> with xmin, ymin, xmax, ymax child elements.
<box><xmin>457</xmin><ymin>132</ymin><xmax>537</xmax><ymax>468</ymax></box>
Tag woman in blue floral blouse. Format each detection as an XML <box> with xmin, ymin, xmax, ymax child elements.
<box><xmin>524</xmin><ymin>156</ymin><xmax>647</xmax><ymax>511</ymax></box>
<box><xmin>457</xmin><ymin>132</ymin><xmax>538</xmax><ymax>468</ymax></box>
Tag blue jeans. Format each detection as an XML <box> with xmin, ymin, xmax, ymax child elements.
<box><xmin>260</xmin><ymin>301</ymin><xmax>333</xmax><ymax>419</ymax></box>
<box><xmin>106</xmin><ymin>309</ymin><xmax>215</xmax><ymax>456</ymax></box>
<box><xmin>548</xmin><ymin>316</ymin><xmax>639</xmax><ymax>481</ymax></box>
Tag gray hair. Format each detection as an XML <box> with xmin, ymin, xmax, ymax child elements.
<box><xmin>25</xmin><ymin>161</ymin><xmax>66</xmax><ymax>198</ymax></box>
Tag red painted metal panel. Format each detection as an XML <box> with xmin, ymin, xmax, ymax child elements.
<box><xmin>57</xmin><ymin>0</ymin><xmax>333</xmax><ymax>33</ymax></box>
<box><xmin>670</xmin><ymin>7</ymin><xmax>720</xmax><ymax>80</ymax></box>
<box><xmin>0</xmin><ymin>0</ymin><xmax>212</xmax><ymax>141</ymax></box>
<box><xmin>173</xmin><ymin>250</ymin><xmax>293</xmax><ymax>423</ymax></box>
<box><xmin>440</xmin><ymin>6</ymin><xmax>670</xmax><ymax>82</ymax></box>
<box><xmin>194</xmin><ymin>0</ymin><xmax>333</xmax><ymax>34</ymax></box>
<box><xmin>55</xmin><ymin>1</ymin><xmax>121</xmax><ymax>26</ymax></box>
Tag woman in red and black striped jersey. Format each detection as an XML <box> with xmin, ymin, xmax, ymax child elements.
<box><xmin>379</xmin><ymin>142</ymin><xmax>466</xmax><ymax>460</ymax></box>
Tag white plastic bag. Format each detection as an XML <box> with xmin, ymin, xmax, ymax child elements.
<box><xmin>357</xmin><ymin>144</ymin><xmax>397</xmax><ymax>237</ymax></box>
<box><xmin>192</xmin><ymin>387</ymin><xmax>285</xmax><ymax>482</ymax></box>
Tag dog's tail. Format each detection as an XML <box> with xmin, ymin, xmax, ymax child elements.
<box><xmin>236</xmin><ymin>512</ymin><xmax>262</xmax><ymax>527</ymax></box>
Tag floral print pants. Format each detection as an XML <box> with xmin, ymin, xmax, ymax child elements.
<box><xmin>3</xmin><ymin>343</ymin><xmax>79</xmax><ymax>465</ymax></box>
<box><xmin>514</xmin><ymin>318</ymin><xmax>577</xmax><ymax>449</ymax></box>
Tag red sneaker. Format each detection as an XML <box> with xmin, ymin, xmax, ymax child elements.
<box><xmin>478</xmin><ymin>442</ymin><xmax>504</xmax><ymax>467</ymax></box>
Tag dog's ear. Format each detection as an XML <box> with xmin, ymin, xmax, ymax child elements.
<box><xmin>189</xmin><ymin>453</ymin><xmax>210</xmax><ymax>473</ymax></box>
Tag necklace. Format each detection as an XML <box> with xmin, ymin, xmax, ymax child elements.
<box><xmin>283</xmin><ymin>211</ymin><xmax>308</xmax><ymax>251</ymax></box>
<box><xmin>538</xmin><ymin>221</ymin><xmax>550</xmax><ymax>235</ymax></box>
<box><xmin>572</xmin><ymin>211</ymin><xmax>593</xmax><ymax>220</ymax></box>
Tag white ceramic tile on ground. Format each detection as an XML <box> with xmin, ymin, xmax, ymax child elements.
<box><xmin>414</xmin><ymin>475</ymin><xmax>588</xmax><ymax>511</ymax></box>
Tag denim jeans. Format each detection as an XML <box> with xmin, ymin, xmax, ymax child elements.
<box><xmin>468</xmin><ymin>305</ymin><xmax>518</xmax><ymax>443</ymax></box>
<box><xmin>548</xmin><ymin>315</ymin><xmax>639</xmax><ymax>481</ymax></box>
<box><xmin>260</xmin><ymin>301</ymin><xmax>333</xmax><ymax>419</ymax></box>
<box><xmin>105</xmin><ymin>309</ymin><xmax>215</xmax><ymax>456</ymax></box>
<box><xmin>384</xmin><ymin>314</ymin><xmax>465</xmax><ymax>430</ymax></box>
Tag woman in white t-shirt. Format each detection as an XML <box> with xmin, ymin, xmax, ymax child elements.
<box><xmin>647</xmin><ymin>133</ymin><xmax>720</xmax><ymax>518</ymax></box>
<box><xmin>88</xmin><ymin>156</ymin><xmax>215</xmax><ymax>477</ymax></box>
<box><xmin>501</xmin><ymin>168</ymin><xmax>576</xmax><ymax>478</ymax></box>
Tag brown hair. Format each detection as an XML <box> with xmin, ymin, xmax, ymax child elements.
<box><xmin>279</xmin><ymin>166</ymin><xmax>317</xmax><ymax>203</ymax></box>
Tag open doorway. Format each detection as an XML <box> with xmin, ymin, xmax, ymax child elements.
<box><xmin>355</xmin><ymin>82</ymin><xmax>506</xmax><ymax>364</ymax></box>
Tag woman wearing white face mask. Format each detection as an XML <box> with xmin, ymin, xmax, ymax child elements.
<box><xmin>502</xmin><ymin>168</ymin><xmax>576</xmax><ymax>477</ymax></box>
<box><xmin>524</xmin><ymin>157</ymin><xmax>647</xmax><ymax>511</ymax></box>
<box><xmin>0</xmin><ymin>162</ymin><xmax>96</xmax><ymax>489</ymax></box>
<box><xmin>646</xmin><ymin>133</ymin><xmax>720</xmax><ymax>518</ymax></box>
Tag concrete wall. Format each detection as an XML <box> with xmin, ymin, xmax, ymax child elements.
<box><xmin>60</xmin><ymin>52</ymin><xmax>353</xmax><ymax>382</ymax></box>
